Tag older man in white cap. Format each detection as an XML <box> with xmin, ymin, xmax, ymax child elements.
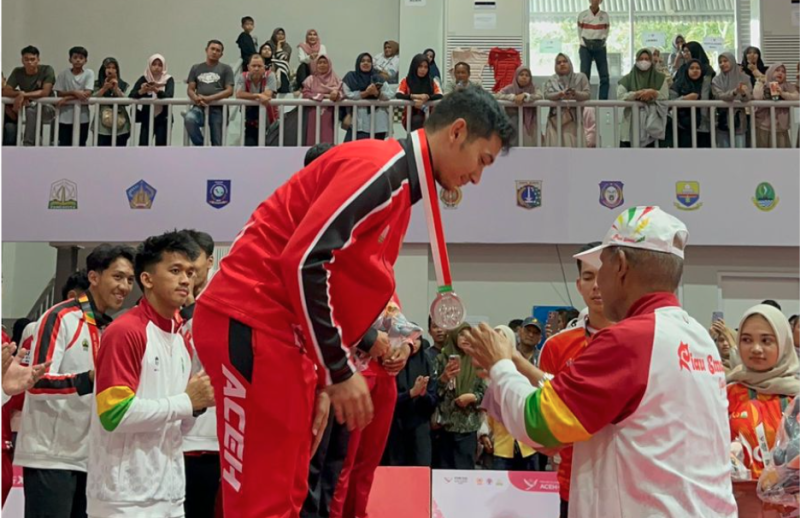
<box><xmin>463</xmin><ymin>206</ymin><xmax>737</xmax><ymax>518</ymax></box>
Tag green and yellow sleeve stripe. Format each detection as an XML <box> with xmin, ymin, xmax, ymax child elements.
<box><xmin>96</xmin><ymin>386</ymin><xmax>135</xmax><ymax>432</ymax></box>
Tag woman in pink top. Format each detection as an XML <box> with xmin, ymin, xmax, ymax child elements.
<box><xmin>302</xmin><ymin>55</ymin><xmax>342</xmax><ymax>145</ymax></box>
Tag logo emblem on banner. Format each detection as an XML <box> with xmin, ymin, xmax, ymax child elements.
<box><xmin>516</xmin><ymin>181</ymin><xmax>542</xmax><ymax>210</ymax></box>
<box><xmin>48</xmin><ymin>179</ymin><xmax>78</xmax><ymax>210</ymax></box>
<box><xmin>674</xmin><ymin>181</ymin><xmax>702</xmax><ymax>211</ymax></box>
<box><xmin>439</xmin><ymin>186</ymin><xmax>462</xmax><ymax>209</ymax></box>
<box><xmin>599</xmin><ymin>181</ymin><xmax>624</xmax><ymax>209</ymax></box>
<box><xmin>126</xmin><ymin>180</ymin><xmax>157</xmax><ymax>209</ymax></box>
<box><xmin>752</xmin><ymin>182</ymin><xmax>779</xmax><ymax>212</ymax></box>
<box><xmin>207</xmin><ymin>180</ymin><xmax>231</xmax><ymax>209</ymax></box>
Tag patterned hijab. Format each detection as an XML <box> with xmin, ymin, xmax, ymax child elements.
<box><xmin>727</xmin><ymin>305</ymin><xmax>800</xmax><ymax>396</ymax></box>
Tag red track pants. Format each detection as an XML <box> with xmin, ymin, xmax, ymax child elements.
<box><xmin>193</xmin><ymin>303</ymin><xmax>317</xmax><ymax>518</ymax></box>
<box><xmin>329</xmin><ymin>369</ymin><xmax>397</xmax><ymax>518</ymax></box>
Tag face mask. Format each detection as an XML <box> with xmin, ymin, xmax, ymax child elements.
<box><xmin>636</xmin><ymin>60</ymin><xmax>652</xmax><ymax>72</ymax></box>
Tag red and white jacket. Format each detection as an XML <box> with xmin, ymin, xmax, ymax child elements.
<box><xmin>179</xmin><ymin>303</ymin><xmax>218</xmax><ymax>453</ymax></box>
<box><xmin>87</xmin><ymin>298</ymin><xmax>194</xmax><ymax>517</ymax></box>
<box><xmin>200</xmin><ymin>131</ymin><xmax>432</xmax><ymax>386</ymax></box>
<box><xmin>15</xmin><ymin>293</ymin><xmax>109</xmax><ymax>472</ymax></box>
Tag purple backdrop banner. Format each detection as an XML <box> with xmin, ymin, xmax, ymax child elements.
<box><xmin>2</xmin><ymin>148</ymin><xmax>798</xmax><ymax>246</ymax></box>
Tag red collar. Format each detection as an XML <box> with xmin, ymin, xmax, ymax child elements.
<box><xmin>625</xmin><ymin>292</ymin><xmax>680</xmax><ymax>319</ymax></box>
<box><xmin>139</xmin><ymin>297</ymin><xmax>182</xmax><ymax>333</ymax></box>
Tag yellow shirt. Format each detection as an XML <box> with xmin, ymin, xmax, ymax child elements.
<box><xmin>487</xmin><ymin>415</ymin><xmax>536</xmax><ymax>459</ymax></box>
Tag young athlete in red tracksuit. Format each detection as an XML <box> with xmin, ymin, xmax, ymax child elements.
<box><xmin>192</xmin><ymin>86</ymin><xmax>514</xmax><ymax>518</ymax></box>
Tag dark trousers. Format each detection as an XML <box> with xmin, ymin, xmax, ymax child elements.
<box><xmin>184</xmin><ymin>453</ymin><xmax>222</xmax><ymax>518</ymax></box>
<box><xmin>383</xmin><ymin>422</ymin><xmax>432</xmax><ymax>467</ymax></box>
<box><xmin>301</xmin><ymin>415</ymin><xmax>350</xmax><ymax>518</ymax></box>
<box><xmin>139</xmin><ymin>115</ymin><xmax>169</xmax><ymax>146</ymax></box>
<box><xmin>492</xmin><ymin>447</ymin><xmax>542</xmax><ymax>472</ymax></box>
<box><xmin>244</xmin><ymin>124</ymin><xmax>266</xmax><ymax>147</ymax></box>
<box><xmin>344</xmin><ymin>129</ymin><xmax>387</xmax><ymax>142</ymax></box>
<box><xmin>677</xmin><ymin>130</ymin><xmax>711</xmax><ymax>148</ymax></box>
<box><xmin>23</xmin><ymin>467</ymin><xmax>87</xmax><ymax>518</ymax></box>
<box><xmin>58</xmin><ymin>123</ymin><xmax>90</xmax><ymax>147</ymax></box>
<box><xmin>560</xmin><ymin>499</ymin><xmax>569</xmax><ymax>518</ymax></box>
<box><xmin>438</xmin><ymin>431</ymin><xmax>477</xmax><ymax>470</ymax></box>
<box><xmin>579</xmin><ymin>45</ymin><xmax>610</xmax><ymax>100</ymax></box>
<box><xmin>97</xmin><ymin>133</ymin><xmax>130</xmax><ymax>147</ymax></box>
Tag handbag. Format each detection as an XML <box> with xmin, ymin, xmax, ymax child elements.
<box><xmin>101</xmin><ymin>106</ymin><xmax>126</xmax><ymax>130</ymax></box>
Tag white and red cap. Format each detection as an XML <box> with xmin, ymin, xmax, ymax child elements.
<box><xmin>573</xmin><ymin>206</ymin><xmax>689</xmax><ymax>269</ymax></box>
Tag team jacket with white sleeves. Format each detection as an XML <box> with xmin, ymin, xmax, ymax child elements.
<box><xmin>15</xmin><ymin>293</ymin><xmax>109</xmax><ymax>472</ymax></box>
<box><xmin>86</xmin><ymin>297</ymin><xmax>194</xmax><ymax>518</ymax></box>
<box><xmin>490</xmin><ymin>293</ymin><xmax>737</xmax><ymax>518</ymax></box>
<box><xmin>179</xmin><ymin>303</ymin><xmax>218</xmax><ymax>453</ymax></box>
<box><xmin>200</xmin><ymin>130</ymin><xmax>432</xmax><ymax>386</ymax></box>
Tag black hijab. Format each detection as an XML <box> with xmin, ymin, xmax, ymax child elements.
<box><xmin>258</xmin><ymin>43</ymin><xmax>274</xmax><ymax>68</ymax></box>
<box><xmin>343</xmin><ymin>53</ymin><xmax>381</xmax><ymax>94</ymax></box>
<box><xmin>405</xmin><ymin>53</ymin><xmax>435</xmax><ymax>96</ymax></box>
<box><xmin>684</xmin><ymin>42</ymin><xmax>715</xmax><ymax>78</ymax></box>
<box><xmin>741</xmin><ymin>46</ymin><xmax>767</xmax><ymax>86</ymax></box>
<box><xmin>672</xmin><ymin>59</ymin><xmax>706</xmax><ymax>96</ymax></box>
<box><xmin>423</xmin><ymin>48</ymin><xmax>441</xmax><ymax>82</ymax></box>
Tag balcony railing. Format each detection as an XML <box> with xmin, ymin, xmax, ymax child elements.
<box><xmin>2</xmin><ymin>97</ymin><xmax>797</xmax><ymax>149</ymax></box>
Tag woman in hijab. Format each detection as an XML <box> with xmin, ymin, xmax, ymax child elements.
<box><xmin>384</xmin><ymin>335</ymin><xmax>437</xmax><ymax>467</ymax></box>
<box><xmin>297</xmin><ymin>29</ymin><xmax>326</xmax><ymax>65</ymax></box>
<box><xmin>616</xmin><ymin>48</ymin><xmax>668</xmax><ymax>147</ymax></box>
<box><xmin>258</xmin><ymin>42</ymin><xmax>280</xmax><ymax>89</ymax></box>
<box><xmin>395</xmin><ymin>53</ymin><xmax>443</xmax><ymax>131</ymax></box>
<box><xmin>302</xmin><ymin>55</ymin><xmax>342</xmax><ymax>144</ymax></box>
<box><xmin>753</xmin><ymin>63</ymin><xmax>800</xmax><ymax>148</ymax></box>
<box><xmin>434</xmin><ymin>323</ymin><xmax>486</xmax><ymax>470</ymax></box>
<box><xmin>670</xmin><ymin>59</ymin><xmax>712</xmax><ymax>148</ymax></box>
<box><xmin>92</xmin><ymin>57</ymin><xmax>131</xmax><ymax>147</ymax></box>
<box><xmin>741</xmin><ymin>46</ymin><xmax>768</xmax><ymax>87</ymax></box>
<box><xmin>374</xmin><ymin>40</ymin><xmax>400</xmax><ymax>85</ymax></box>
<box><xmin>668</xmin><ymin>34</ymin><xmax>686</xmax><ymax>75</ymax></box>
<box><xmin>710</xmin><ymin>320</ymin><xmax>741</xmax><ymax>374</ymax></box>
<box><xmin>727</xmin><ymin>305</ymin><xmax>800</xmax><ymax>482</ymax></box>
<box><xmin>711</xmin><ymin>51</ymin><xmax>752</xmax><ymax>149</ymax></box>
<box><xmin>681</xmin><ymin>41</ymin><xmax>715</xmax><ymax>78</ymax></box>
<box><xmin>496</xmin><ymin>65</ymin><xmax>542</xmax><ymax>147</ymax></box>
<box><xmin>129</xmin><ymin>54</ymin><xmax>174</xmax><ymax>146</ymax></box>
<box><xmin>342</xmin><ymin>52</ymin><xmax>391</xmax><ymax>141</ymax></box>
<box><xmin>543</xmin><ymin>53</ymin><xmax>590</xmax><ymax>147</ymax></box>
<box><xmin>268</xmin><ymin>27</ymin><xmax>292</xmax><ymax>95</ymax></box>
<box><xmin>423</xmin><ymin>48</ymin><xmax>442</xmax><ymax>85</ymax></box>
<box><xmin>295</xmin><ymin>29</ymin><xmax>327</xmax><ymax>92</ymax></box>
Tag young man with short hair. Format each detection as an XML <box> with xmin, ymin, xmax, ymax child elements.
<box><xmin>518</xmin><ymin>317</ymin><xmax>543</xmax><ymax>362</ymax></box>
<box><xmin>193</xmin><ymin>86</ymin><xmax>515</xmax><ymax>518</ymax></box>
<box><xmin>61</xmin><ymin>269</ymin><xmax>91</xmax><ymax>302</ymax></box>
<box><xmin>16</xmin><ymin>244</ymin><xmax>136</xmax><ymax>518</ymax></box>
<box><xmin>54</xmin><ymin>46</ymin><xmax>94</xmax><ymax>147</ymax></box>
<box><xmin>2</xmin><ymin>45</ymin><xmax>56</xmax><ymax>146</ymax></box>
<box><xmin>179</xmin><ymin>230</ymin><xmax>221</xmax><ymax>518</ymax></box>
<box><xmin>537</xmin><ymin>241</ymin><xmax>614</xmax><ymax>518</ymax></box>
<box><xmin>185</xmin><ymin>40</ymin><xmax>235</xmax><ymax>146</ymax></box>
<box><xmin>235</xmin><ymin>54</ymin><xmax>277</xmax><ymax>146</ymax></box>
<box><xmin>87</xmin><ymin>231</ymin><xmax>215</xmax><ymax>518</ymax></box>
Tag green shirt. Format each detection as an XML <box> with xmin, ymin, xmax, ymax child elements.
<box><xmin>7</xmin><ymin>65</ymin><xmax>56</xmax><ymax>94</ymax></box>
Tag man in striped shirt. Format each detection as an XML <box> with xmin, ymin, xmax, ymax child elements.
<box><xmin>464</xmin><ymin>207</ymin><xmax>737</xmax><ymax>518</ymax></box>
<box><xmin>15</xmin><ymin>244</ymin><xmax>136</xmax><ymax>518</ymax></box>
<box><xmin>577</xmin><ymin>0</ymin><xmax>610</xmax><ymax>99</ymax></box>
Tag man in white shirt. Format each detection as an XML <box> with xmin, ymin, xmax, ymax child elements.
<box><xmin>577</xmin><ymin>0</ymin><xmax>610</xmax><ymax>100</ymax></box>
<box><xmin>54</xmin><ymin>46</ymin><xmax>94</xmax><ymax>146</ymax></box>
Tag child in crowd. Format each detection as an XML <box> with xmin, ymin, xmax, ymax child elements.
<box><xmin>236</xmin><ymin>16</ymin><xmax>258</xmax><ymax>72</ymax></box>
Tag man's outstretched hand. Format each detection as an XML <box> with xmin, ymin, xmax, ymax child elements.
<box><xmin>2</xmin><ymin>342</ymin><xmax>51</xmax><ymax>397</ymax></box>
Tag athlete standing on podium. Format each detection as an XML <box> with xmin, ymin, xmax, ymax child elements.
<box><xmin>192</xmin><ymin>86</ymin><xmax>515</xmax><ymax>518</ymax></box>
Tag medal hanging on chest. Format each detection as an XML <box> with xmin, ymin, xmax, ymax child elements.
<box><xmin>412</xmin><ymin>131</ymin><xmax>466</xmax><ymax>330</ymax></box>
